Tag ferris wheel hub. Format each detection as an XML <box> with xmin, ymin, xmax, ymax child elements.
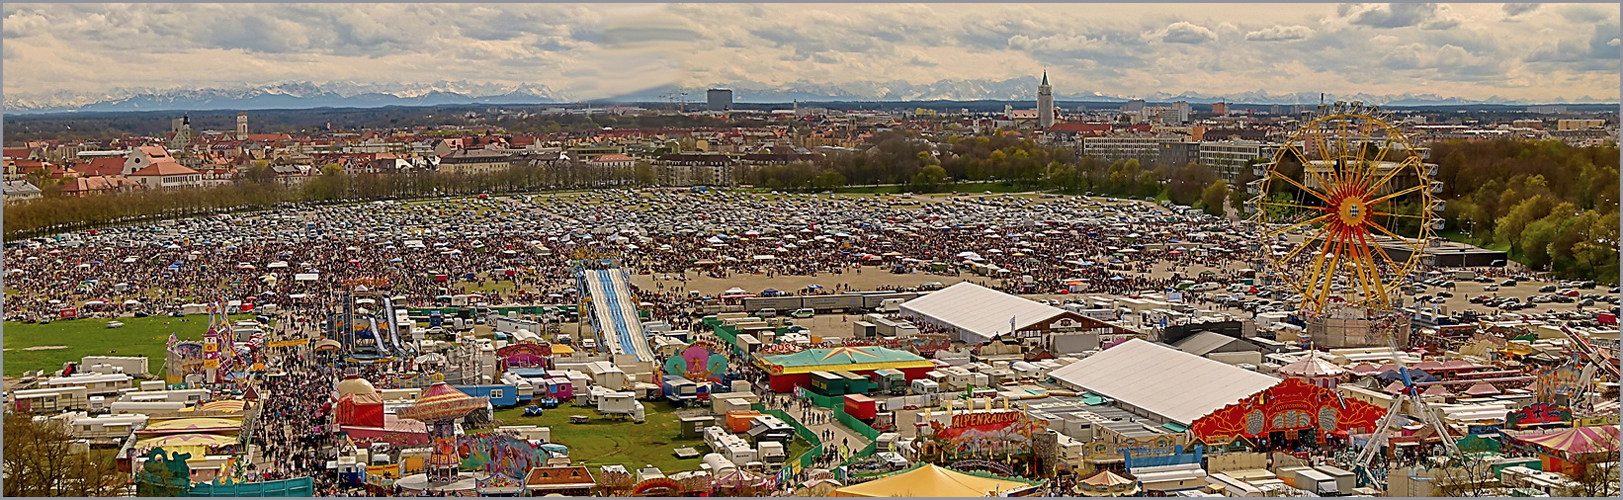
<box><xmin>1336</xmin><ymin>195</ymin><xmax>1368</xmax><ymax>226</ymax></box>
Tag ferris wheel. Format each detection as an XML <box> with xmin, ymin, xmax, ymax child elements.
<box><xmin>1248</xmin><ymin>102</ymin><xmax>1442</xmax><ymax>313</ymax></box>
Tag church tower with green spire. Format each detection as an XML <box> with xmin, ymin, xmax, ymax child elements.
<box><xmin>1037</xmin><ymin>70</ymin><xmax>1054</xmax><ymax>128</ymax></box>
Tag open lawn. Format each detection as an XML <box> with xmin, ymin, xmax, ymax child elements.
<box><xmin>493</xmin><ymin>400</ymin><xmax>805</xmax><ymax>473</ymax></box>
<box><xmin>493</xmin><ymin>400</ymin><xmax>706</xmax><ymax>472</ymax></box>
<box><xmin>3</xmin><ymin>314</ymin><xmax>259</xmax><ymax>377</ymax></box>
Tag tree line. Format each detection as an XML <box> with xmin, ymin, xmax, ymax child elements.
<box><xmin>742</xmin><ymin>130</ymin><xmax>1234</xmax><ymax>217</ymax></box>
<box><xmin>5</xmin><ymin>159</ymin><xmax>645</xmax><ymax>239</ymax></box>
<box><xmin>1433</xmin><ymin>139</ymin><xmax>1619</xmax><ymax>282</ymax></box>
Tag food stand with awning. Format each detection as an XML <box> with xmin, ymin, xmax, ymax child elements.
<box><xmin>758</xmin><ymin>346</ymin><xmax>934</xmax><ymax>393</ymax></box>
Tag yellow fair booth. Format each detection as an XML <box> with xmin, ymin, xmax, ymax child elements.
<box><xmin>831</xmin><ymin>464</ymin><xmax>1036</xmax><ymax>497</ymax></box>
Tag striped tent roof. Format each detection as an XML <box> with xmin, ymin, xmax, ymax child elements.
<box><xmin>1507</xmin><ymin>425</ymin><xmax>1620</xmax><ymax>458</ymax></box>
<box><xmin>180</xmin><ymin>400</ymin><xmax>247</xmax><ymax>413</ymax></box>
<box><xmin>135</xmin><ymin>433</ymin><xmax>237</xmax><ymax>452</ymax></box>
<box><xmin>1463</xmin><ymin>382</ymin><xmax>1502</xmax><ymax>396</ymax></box>
<box><xmin>397</xmin><ymin>382</ymin><xmax>483</xmax><ymax>422</ymax></box>
<box><xmin>761</xmin><ymin>346</ymin><xmax>933</xmax><ymax>375</ymax></box>
<box><xmin>137</xmin><ymin>417</ymin><xmax>242</xmax><ymax>435</ymax></box>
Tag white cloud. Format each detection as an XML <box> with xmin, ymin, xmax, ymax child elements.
<box><xmin>1246</xmin><ymin>25</ymin><xmax>1314</xmax><ymax>41</ymax></box>
<box><xmin>0</xmin><ymin>3</ymin><xmax>1614</xmax><ymax>104</ymax></box>
<box><xmin>1335</xmin><ymin>3</ymin><xmax>1456</xmax><ymax>29</ymax></box>
<box><xmin>1502</xmin><ymin>3</ymin><xmax>1541</xmax><ymax>18</ymax></box>
<box><xmin>1154</xmin><ymin>21</ymin><xmax>1218</xmax><ymax>44</ymax></box>
<box><xmin>2</xmin><ymin>9</ymin><xmax>48</xmax><ymax>38</ymax></box>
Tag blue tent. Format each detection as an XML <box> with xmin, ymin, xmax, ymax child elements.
<box><xmin>1374</xmin><ymin>368</ymin><xmax>1439</xmax><ymax>384</ymax></box>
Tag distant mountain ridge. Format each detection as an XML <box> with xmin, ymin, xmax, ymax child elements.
<box><xmin>4</xmin><ymin>81</ymin><xmax>570</xmax><ymax>114</ymax></box>
<box><xmin>5</xmin><ymin>78</ymin><xmax>1610</xmax><ymax>114</ymax></box>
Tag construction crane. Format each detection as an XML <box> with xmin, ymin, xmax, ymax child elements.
<box><xmin>1352</xmin><ymin>323</ymin><xmax>1462</xmax><ymax>489</ymax></box>
<box><xmin>659</xmin><ymin>88</ymin><xmax>691</xmax><ymax>113</ymax></box>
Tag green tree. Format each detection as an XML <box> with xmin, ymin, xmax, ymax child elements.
<box><xmin>811</xmin><ymin>169</ymin><xmax>847</xmax><ymax>191</ymax></box>
<box><xmin>1166</xmin><ymin>163</ymin><xmax>1218</xmax><ymax>206</ymax></box>
<box><xmin>911</xmin><ymin>164</ymin><xmax>950</xmax><ymax>193</ymax></box>
<box><xmin>1495</xmin><ymin>194</ymin><xmax>1554</xmax><ymax>251</ymax></box>
<box><xmin>1201</xmin><ymin>180</ymin><xmax>1230</xmax><ymax>218</ymax></box>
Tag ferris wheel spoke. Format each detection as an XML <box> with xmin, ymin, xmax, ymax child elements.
<box><xmin>1311</xmin><ymin>128</ymin><xmax>1338</xmax><ymax>187</ymax></box>
<box><xmin>1364</xmin><ymin>136</ymin><xmax>1399</xmax><ymax>187</ymax></box>
<box><xmin>1335</xmin><ymin>118</ymin><xmax>1353</xmax><ymax>186</ymax></box>
<box><xmin>1260</xmin><ymin>200</ymin><xmax>1331</xmax><ymax>213</ymax></box>
<box><xmin>1369</xmin><ymin>211</ymin><xmax>1425</xmax><ymax>219</ymax></box>
<box><xmin>1272</xmin><ymin>174</ymin><xmax>1332</xmax><ymax>204</ymax></box>
<box><xmin>1366</xmin><ymin>232</ymin><xmax>1410</xmax><ymax>287</ymax></box>
<box><xmin>1300</xmin><ymin>230</ymin><xmax>1335</xmax><ymax>308</ymax></box>
<box><xmin>1368</xmin><ymin>155</ymin><xmax>1422</xmax><ymax>194</ymax></box>
<box><xmin>1366</xmin><ymin>219</ymin><xmax>1413</xmax><ymax>246</ymax></box>
<box><xmin>1264</xmin><ymin>213</ymin><xmax>1333</xmax><ymax>239</ymax></box>
<box><xmin>1365</xmin><ymin>183</ymin><xmax>1427</xmax><ymax>206</ymax></box>
<box><xmin>1346</xmin><ymin>231</ymin><xmax>1380</xmax><ymax>307</ymax></box>
<box><xmin>1316</xmin><ymin>231</ymin><xmax>1346</xmax><ymax>308</ymax></box>
<box><xmin>1284</xmin><ymin>142</ymin><xmax>1338</xmax><ymax>196</ymax></box>
<box><xmin>1278</xmin><ymin>224</ymin><xmax>1333</xmax><ymax>265</ymax></box>
<box><xmin>1354</xmin><ymin>231</ymin><xmax>1392</xmax><ymax>307</ymax></box>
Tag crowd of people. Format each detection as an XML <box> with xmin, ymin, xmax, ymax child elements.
<box><xmin>4</xmin><ymin>190</ymin><xmax>1267</xmax><ymax>322</ymax></box>
<box><xmin>11</xmin><ymin>188</ymin><xmax>1591</xmax><ymax>497</ymax></box>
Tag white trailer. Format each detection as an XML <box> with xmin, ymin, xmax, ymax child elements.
<box><xmin>910</xmin><ymin>379</ymin><xmax>940</xmax><ymax>394</ymax></box>
<box><xmin>702</xmin><ymin>453</ymin><xmax>738</xmax><ymax>475</ymax></box>
<box><xmin>596</xmin><ymin>392</ymin><xmax>645</xmax><ymax>423</ymax></box>
<box><xmin>11</xmin><ymin>386</ymin><xmax>90</xmax><ymax>413</ymax></box>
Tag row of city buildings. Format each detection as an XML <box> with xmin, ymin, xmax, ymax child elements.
<box><xmin>3</xmin><ymin>77</ymin><xmax>1616</xmax><ymax>202</ymax></box>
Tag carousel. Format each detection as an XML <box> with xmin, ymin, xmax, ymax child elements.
<box><xmin>393</xmin><ymin>383</ymin><xmax>489</xmax><ymax>494</ymax></box>
<box><xmin>1076</xmin><ymin>470</ymin><xmax>1140</xmax><ymax>497</ymax></box>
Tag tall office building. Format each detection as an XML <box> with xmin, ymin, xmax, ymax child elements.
<box><xmin>1037</xmin><ymin>71</ymin><xmax>1054</xmax><ymax>129</ymax></box>
<box><xmin>707</xmin><ymin>89</ymin><xmax>734</xmax><ymax>111</ymax></box>
<box><xmin>1172</xmin><ymin>101</ymin><xmax>1191</xmax><ymax>123</ymax></box>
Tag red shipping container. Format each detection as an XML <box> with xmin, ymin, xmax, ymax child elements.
<box><xmin>844</xmin><ymin>394</ymin><xmax>877</xmax><ymax>421</ymax></box>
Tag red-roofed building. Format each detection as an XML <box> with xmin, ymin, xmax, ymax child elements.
<box><xmin>128</xmin><ymin>160</ymin><xmax>202</xmax><ymax>189</ymax></box>
<box><xmin>61</xmin><ymin>175</ymin><xmax>143</xmax><ymax>197</ymax></box>
<box><xmin>10</xmin><ymin>159</ymin><xmax>71</xmax><ymax>180</ymax></box>
<box><xmin>73</xmin><ymin>157</ymin><xmax>127</xmax><ymax>177</ymax></box>
<box><xmin>122</xmin><ymin>146</ymin><xmax>175</xmax><ymax>176</ymax></box>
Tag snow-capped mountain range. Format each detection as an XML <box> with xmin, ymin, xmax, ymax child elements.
<box><xmin>4</xmin><ymin>81</ymin><xmax>570</xmax><ymax>114</ymax></box>
<box><xmin>5</xmin><ymin>78</ymin><xmax>1608</xmax><ymax>113</ymax></box>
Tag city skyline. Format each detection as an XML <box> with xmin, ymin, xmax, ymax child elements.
<box><xmin>3</xmin><ymin>3</ymin><xmax>1620</xmax><ymax>109</ymax></box>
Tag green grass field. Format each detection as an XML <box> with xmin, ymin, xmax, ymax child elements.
<box><xmin>3</xmin><ymin>314</ymin><xmax>259</xmax><ymax>377</ymax></box>
<box><xmin>493</xmin><ymin>400</ymin><xmax>805</xmax><ymax>472</ymax></box>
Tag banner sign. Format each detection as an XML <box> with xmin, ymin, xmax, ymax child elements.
<box><xmin>951</xmin><ymin>411</ymin><xmax>1021</xmax><ymax>428</ymax></box>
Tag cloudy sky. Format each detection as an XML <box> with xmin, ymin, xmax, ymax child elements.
<box><xmin>4</xmin><ymin>3</ymin><xmax>1619</xmax><ymax>102</ymax></box>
